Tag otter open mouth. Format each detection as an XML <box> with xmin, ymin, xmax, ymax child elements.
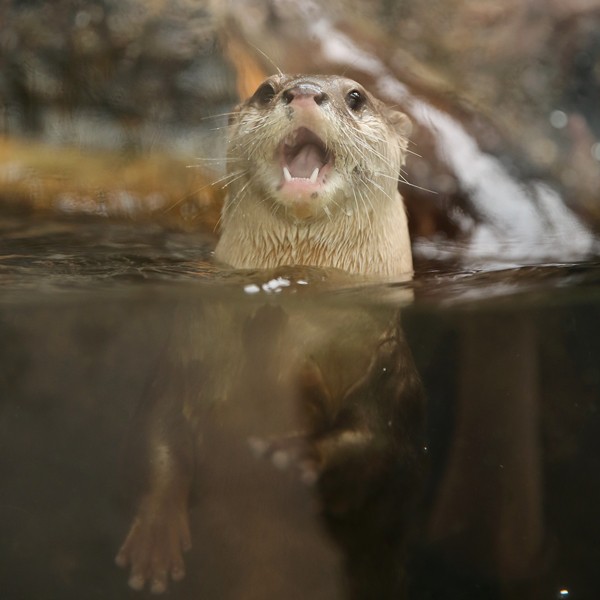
<box><xmin>278</xmin><ymin>127</ymin><xmax>333</xmax><ymax>188</ymax></box>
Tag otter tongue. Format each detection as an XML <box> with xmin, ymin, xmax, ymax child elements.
<box><xmin>288</xmin><ymin>144</ymin><xmax>325</xmax><ymax>179</ymax></box>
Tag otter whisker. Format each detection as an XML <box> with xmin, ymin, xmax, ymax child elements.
<box><xmin>343</xmin><ymin>137</ymin><xmax>392</xmax><ymax>173</ymax></box>
<box><xmin>347</xmin><ymin>135</ymin><xmax>396</xmax><ymax>172</ymax></box>
<box><xmin>403</xmin><ymin>147</ymin><xmax>422</xmax><ymax>159</ymax></box>
<box><xmin>377</xmin><ymin>171</ymin><xmax>438</xmax><ymax>195</ymax></box>
<box><xmin>247</xmin><ymin>43</ymin><xmax>284</xmax><ymax>76</ymax></box>
<box><xmin>212</xmin><ymin>169</ymin><xmax>248</xmax><ymax>187</ymax></box>
<box><xmin>220</xmin><ymin>177</ymin><xmax>253</xmax><ymax>226</ymax></box>
<box><xmin>194</xmin><ymin>111</ymin><xmax>241</xmax><ymax>122</ymax></box>
<box><xmin>221</xmin><ymin>172</ymin><xmax>250</xmax><ymax>190</ymax></box>
<box><xmin>188</xmin><ymin>158</ymin><xmax>230</xmax><ymax>164</ymax></box>
<box><xmin>365</xmin><ymin>179</ymin><xmax>396</xmax><ymax>205</ymax></box>
<box><xmin>398</xmin><ymin>179</ymin><xmax>438</xmax><ymax>194</ymax></box>
<box><xmin>162</xmin><ymin>169</ymin><xmax>247</xmax><ymax>215</ymax></box>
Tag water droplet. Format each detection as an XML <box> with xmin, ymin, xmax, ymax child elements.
<box><xmin>550</xmin><ymin>110</ymin><xmax>568</xmax><ymax>129</ymax></box>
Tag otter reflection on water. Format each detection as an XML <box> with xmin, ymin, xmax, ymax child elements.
<box><xmin>115</xmin><ymin>75</ymin><xmax>425</xmax><ymax>597</ymax></box>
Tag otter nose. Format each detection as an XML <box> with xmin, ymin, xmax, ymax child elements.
<box><xmin>282</xmin><ymin>84</ymin><xmax>328</xmax><ymax>107</ymax></box>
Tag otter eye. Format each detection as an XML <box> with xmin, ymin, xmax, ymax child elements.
<box><xmin>346</xmin><ymin>89</ymin><xmax>366</xmax><ymax>111</ymax></box>
<box><xmin>253</xmin><ymin>82</ymin><xmax>276</xmax><ymax>105</ymax></box>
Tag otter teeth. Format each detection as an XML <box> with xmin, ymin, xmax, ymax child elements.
<box><xmin>282</xmin><ymin>166</ymin><xmax>320</xmax><ymax>183</ymax></box>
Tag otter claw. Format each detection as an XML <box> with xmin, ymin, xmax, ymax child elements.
<box><xmin>171</xmin><ymin>565</ymin><xmax>186</xmax><ymax>582</ymax></box>
<box><xmin>150</xmin><ymin>575</ymin><xmax>167</xmax><ymax>595</ymax></box>
<box><xmin>114</xmin><ymin>552</ymin><xmax>127</xmax><ymax>568</ymax></box>
<box><xmin>128</xmin><ymin>574</ymin><xmax>145</xmax><ymax>591</ymax></box>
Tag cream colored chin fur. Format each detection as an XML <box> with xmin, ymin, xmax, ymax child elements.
<box><xmin>214</xmin><ymin>188</ymin><xmax>413</xmax><ymax>278</ymax></box>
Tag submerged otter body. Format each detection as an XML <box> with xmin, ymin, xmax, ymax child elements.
<box><xmin>215</xmin><ymin>74</ymin><xmax>413</xmax><ymax>278</ymax></box>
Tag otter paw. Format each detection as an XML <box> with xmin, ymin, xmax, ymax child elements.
<box><xmin>248</xmin><ymin>434</ymin><xmax>320</xmax><ymax>485</ymax></box>
<box><xmin>115</xmin><ymin>502</ymin><xmax>191</xmax><ymax>593</ymax></box>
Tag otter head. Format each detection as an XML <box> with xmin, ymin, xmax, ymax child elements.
<box><xmin>215</xmin><ymin>74</ymin><xmax>413</xmax><ymax>277</ymax></box>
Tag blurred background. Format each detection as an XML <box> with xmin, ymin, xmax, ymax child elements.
<box><xmin>1</xmin><ymin>0</ymin><xmax>599</xmax><ymax>266</ymax></box>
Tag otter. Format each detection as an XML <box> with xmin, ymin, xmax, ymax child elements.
<box><xmin>115</xmin><ymin>76</ymin><xmax>423</xmax><ymax>597</ymax></box>
<box><xmin>215</xmin><ymin>74</ymin><xmax>413</xmax><ymax>278</ymax></box>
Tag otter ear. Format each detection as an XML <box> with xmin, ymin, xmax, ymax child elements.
<box><xmin>386</xmin><ymin>109</ymin><xmax>412</xmax><ymax>139</ymax></box>
<box><xmin>385</xmin><ymin>109</ymin><xmax>411</xmax><ymax>165</ymax></box>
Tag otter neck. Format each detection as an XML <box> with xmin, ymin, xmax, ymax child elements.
<box><xmin>215</xmin><ymin>191</ymin><xmax>413</xmax><ymax>278</ymax></box>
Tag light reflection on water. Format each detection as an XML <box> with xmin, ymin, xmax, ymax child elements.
<box><xmin>1</xmin><ymin>213</ymin><xmax>599</xmax><ymax>599</ymax></box>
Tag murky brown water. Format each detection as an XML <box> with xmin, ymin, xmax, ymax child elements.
<box><xmin>1</xmin><ymin>210</ymin><xmax>599</xmax><ymax>599</ymax></box>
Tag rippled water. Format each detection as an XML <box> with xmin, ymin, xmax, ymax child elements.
<box><xmin>1</xmin><ymin>210</ymin><xmax>599</xmax><ymax>600</ymax></box>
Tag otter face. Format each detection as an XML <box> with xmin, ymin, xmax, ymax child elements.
<box><xmin>225</xmin><ymin>74</ymin><xmax>411</xmax><ymax>221</ymax></box>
